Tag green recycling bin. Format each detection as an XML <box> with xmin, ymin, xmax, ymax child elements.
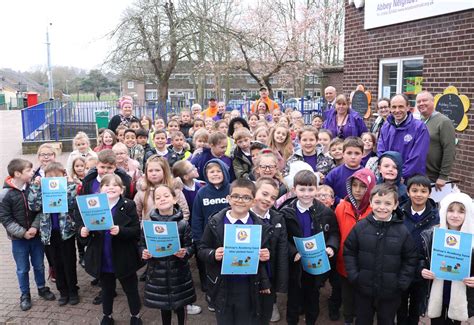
<box><xmin>95</xmin><ymin>110</ymin><xmax>109</xmax><ymax>129</ymax></box>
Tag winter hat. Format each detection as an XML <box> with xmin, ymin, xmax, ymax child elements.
<box><xmin>119</xmin><ymin>96</ymin><xmax>133</xmax><ymax>109</ymax></box>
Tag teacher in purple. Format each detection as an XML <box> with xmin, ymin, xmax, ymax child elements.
<box><xmin>322</xmin><ymin>94</ymin><xmax>368</xmax><ymax>139</ymax></box>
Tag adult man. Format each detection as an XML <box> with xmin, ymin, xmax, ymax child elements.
<box><xmin>417</xmin><ymin>91</ymin><xmax>456</xmax><ymax>190</ymax></box>
<box><xmin>251</xmin><ymin>86</ymin><xmax>280</xmax><ymax>114</ymax></box>
<box><xmin>377</xmin><ymin>94</ymin><xmax>430</xmax><ymax>180</ymax></box>
<box><xmin>322</xmin><ymin>86</ymin><xmax>337</xmax><ymax>119</ymax></box>
<box><xmin>203</xmin><ymin>98</ymin><xmax>218</xmax><ymax>118</ymax></box>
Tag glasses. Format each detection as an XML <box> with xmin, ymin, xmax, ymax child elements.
<box><xmin>229</xmin><ymin>194</ymin><xmax>253</xmax><ymax>203</ymax></box>
<box><xmin>185</xmin><ymin>166</ymin><xmax>197</xmax><ymax>174</ymax></box>
<box><xmin>39</xmin><ymin>153</ymin><xmax>54</xmax><ymax>157</ymax></box>
<box><xmin>259</xmin><ymin>165</ymin><xmax>277</xmax><ymax>170</ymax></box>
<box><xmin>316</xmin><ymin>194</ymin><xmax>333</xmax><ymax>199</ymax></box>
<box><xmin>378</xmin><ymin>106</ymin><xmax>389</xmax><ymax>109</ymax></box>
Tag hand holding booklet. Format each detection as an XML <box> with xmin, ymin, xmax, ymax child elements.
<box><xmin>294</xmin><ymin>232</ymin><xmax>331</xmax><ymax>275</ymax></box>
<box><xmin>41</xmin><ymin>177</ymin><xmax>68</xmax><ymax>213</ymax></box>
<box><xmin>143</xmin><ymin>221</ymin><xmax>180</xmax><ymax>258</ymax></box>
<box><xmin>76</xmin><ymin>193</ymin><xmax>114</xmax><ymax>231</ymax></box>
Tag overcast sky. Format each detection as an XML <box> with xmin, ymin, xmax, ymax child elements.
<box><xmin>0</xmin><ymin>0</ymin><xmax>133</xmax><ymax>72</ymax></box>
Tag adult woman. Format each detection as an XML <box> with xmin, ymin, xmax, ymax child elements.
<box><xmin>108</xmin><ymin>96</ymin><xmax>138</xmax><ymax>132</ymax></box>
<box><xmin>323</xmin><ymin>94</ymin><xmax>368</xmax><ymax>139</ymax></box>
<box><xmin>370</xmin><ymin>98</ymin><xmax>391</xmax><ymax>139</ymax></box>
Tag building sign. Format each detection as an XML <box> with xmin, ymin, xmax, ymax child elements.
<box><xmin>365</xmin><ymin>0</ymin><xmax>474</xmax><ymax>30</ymax></box>
<box><xmin>434</xmin><ymin>86</ymin><xmax>470</xmax><ymax>132</ymax></box>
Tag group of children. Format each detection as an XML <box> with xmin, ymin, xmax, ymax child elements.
<box><xmin>1</xmin><ymin>97</ymin><xmax>473</xmax><ymax>325</ymax></box>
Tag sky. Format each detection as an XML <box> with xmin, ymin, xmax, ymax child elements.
<box><xmin>0</xmin><ymin>0</ymin><xmax>133</xmax><ymax>72</ymax></box>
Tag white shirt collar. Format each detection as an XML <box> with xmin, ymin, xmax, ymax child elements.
<box><xmin>183</xmin><ymin>181</ymin><xmax>196</xmax><ymax>191</ymax></box>
<box><xmin>225</xmin><ymin>210</ymin><xmax>250</xmax><ymax>224</ymax></box>
<box><xmin>296</xmin><ymin>200</ymin><xmax>311</xmax><ymax>213</ymax></box>
<box><xmin>411</xmin><ymin>207</ymin><xmax>425</xmax><ymax>216</ymax></box>
<box><xmin>96</xmin><ymin>175</ymin><xmax>102</xmax><ymax>182</ymax></box>
<box><xmin>250</xmin><ymin>208</ymin><xmax>271</xmax><ymax>220</ymax></box>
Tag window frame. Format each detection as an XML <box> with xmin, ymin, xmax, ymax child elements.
<box><xmin>378</xmin><ymin>56</ymin><xmax>423</xmax><ymax>100</ymax></box>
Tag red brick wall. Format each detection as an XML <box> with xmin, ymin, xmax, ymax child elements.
<box><xmin>343</xmin><ymin>5</ymin><xmax>474</xmax><ymax>195</ymax></box>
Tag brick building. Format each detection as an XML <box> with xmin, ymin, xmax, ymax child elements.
<box><xmin>343</xmin><ymin>2</ymin><xmax>474</xmax><ymax>195</ymax></box>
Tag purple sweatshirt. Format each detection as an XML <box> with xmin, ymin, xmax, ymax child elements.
<box><xmin>325</xmin><ymin>164</ymin><xmax>363</xmax><ymax>204</ymax></box>
<box><xmin>101</xmin><ymin>205</ymin><xmax>118</xmax><ymax>273</ymax></box>
<box><xmin>322</xmin><ymin>109</ymin><xmax>368</xmax><ymax>139</ymax></box>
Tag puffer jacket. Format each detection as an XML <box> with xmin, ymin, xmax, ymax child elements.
<box><xmin>28</xmin><ymin>181</ymin><xmax>78</xmax><ymax>245</ymax></box>
<box><xmin>141</xmin><ymin>207</ymin><xmax>196</xmax><ymax>310</ymax></box>
<box><xmin>344</xmin><ymin>210</ymin><xmax>418</xmax><ymax>299</ymax></box>
<box><xmin>0</xmin><ymin>177</ymin><xmax>39</xmax><ymax>240</ymax></box>
<box><xmin>285</xmin><ymin>146</ymin><xmax>335</xmax><ymax>177</ymax></box>
<box><xmin>232</xmin><ymin>146</ymin><xmax>253</xmax><ymax>180</ymax></box>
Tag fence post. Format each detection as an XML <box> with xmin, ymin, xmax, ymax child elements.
<box><xmin>54</xmin><ymin>108</ymin><xmax>58</xmax><ymax>141</ymax></box>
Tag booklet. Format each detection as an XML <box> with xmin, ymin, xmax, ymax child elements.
<box><xmin>76</xmin><ymin>193</ymin><xmax>113</xmax><ymax>231</ymax></box>
<box><xmin>143</xmin><ymin>221</ymin><xmax>181</xmax><ymax>258</ymax></box>
<box><xmin>294</xmin><ymin>232</ymin><xmax>331</xmax><ymax>275</ymax></box>
<box><xmin>430</xmin><ymin>228</ymin><xmax>473</xmax><ymax>282</ymax></box>
<box><xmin>41</xmin><ymin>177</ymin><xmax>68</xmax><ymax>213</ymax></box>
<box><xmin>221</xmin><ymin>224</ymin><xmax>262</xmax><ymax>275</ymax></box>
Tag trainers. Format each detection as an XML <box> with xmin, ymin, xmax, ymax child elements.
<box><xmin>270</xmin><ymin>303</ymin><xmax>281</xmax><ymax>322</ymax></box>
<box><xmin>130</xmin><ymin>315</ymin><xmax>142</xmax><ymax>325</ymax></box>
<box><xmin>38</xmin><ymin>287</ymin><xmax>56</xmax><ymax>301</ymax></box>
<box><xmin>69</xmin><ymin>294</ymin><xmax>79</xmax><ymax>305</ymax></box>
<box><xmin>100</xmin><ymin>315</ymin><xmax>114</xmax><ymax>325</ymax></box>
<box><xmin>20</xmin><ymin>293</ymin><xmax>32</xmax><ymax>311</ymax></box>
<box><xmin>58</xmin><ymin>295</ymin><xmax>69</xmax><ymax>306</ymax></box>
<box><xmin>187</xmin><ymin>304</ymin><xmax>202</xmax><ymax>315</ymax></box>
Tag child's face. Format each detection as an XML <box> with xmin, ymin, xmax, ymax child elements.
<box><xmin>153</xmin><ymin>133</ymin><xmax>167</xmax><ymax>150</ymax></box>
<box><xmin>257</xmin><ymin>156</ymin><xmax>277</xmax><ymax>178</ymax></box>
<box><xmin>211</xmin><ymin>139</ymin><xmax>227</xmax><ymax>158</ymax></box>
<box><xmin>370</xmin><ymin>193</ymin><xmax>398</xmax><ymax>221</ymax></box>
<box><xmin>446</xmin><ymin>204</ymin><xmax>466</xmax><ymax>231</ymax></box>
<box><xmin>194</xmin><ymin>137</ymin><xmax>208</xmax><ymax>150</ymax></box>
<box><xmin>168</xmin><ymin>122</ymin><xmax>180</xmax><ymax>132</ymax></box>
<box><xmin>75</xmin><ymin>139</ymin><xmax>89</xmax><ymax>153</ymax></box>
<box><xmin>300</xmin><ymin>131</ymin><xmax>317</xmax><ymax>155</ymax></box>
<box><xmin>228</xmin><ymin>187</ymin><xmax>254</xmax><ymax>216</ymax></box>
<box><xmin>96</xmin><ymin>162</ymin><xmax>116</xmax><ymax>177</ymax></box>
<box><xmin>256</xmin><ymin>131</ymin><xmax>268</xmax><ymax>144</ymax></box>
<box><xmin>141</xmin><ymin>118</ymin><xmax>150</xmax><ymax>130</ymax></box>
<box><xmin>117</xmin><ymin>130</ymin><xmax>125</xmax><ymax>142</ymax></box>
<box><xmin>181</xmin><ymin>112</ymin><xmax>191</xmax><ymax>123</ymax></box>
<box><xmin>130</xmin><ymin>122</ymin><xmax>140</xmax><ymax>131</ymax></box>
<box><xmin>217</xmin><ymin>123</ymin><xmax>228</xmax><ymax>135</ymax></box>
<box><xmin>154</xmin><ymin>187</ymin><xmax>176</xmax><ymax>212</ymax></box>
<box><xmin>193</xmin><ymin>121</ymin><xmax>205</xmax><ymax>130</ymax></box>
<box><xmin>154</xmin><ymin>119</ymin><xmax>165</xmax><ymax>130</ymax></box>
<box><xmin>124</xmin><ymin>132</ymin><xmax>137</xmax><ymax>148</ymax></box>
<box><xmin>312</xmin><ymin>117</ymin><xmax>323</xmax><ymax>129</ymax></box>
<box><xmin>137</xmin><ymin>135</ymin><xmax>148</xmax><ymax>146</ymax></box>
<box><xmin>205</xmin><ymin>118</ymin><xmax>214</xmax><ymax>128</ymax></box>
<box><xmin>379</xmin><ymin>157</ymin><xmax>398</xmax><ymax>181</ymax></box>
<box><xmin>101</xmin><ymin>181</ymin><xmax>123</xmax><ymax>201</ymax></box>
<box><xmin>315</xmin><ymin>189</ymin><xmax>335</xmax><ymax>208</ymax></box>
<box><xmin>85</xmin><ymin>160</ymin><xmax>97</xmax><ymax>174</ymax></box>
<box><xmin>251</xmin><ymin>148</ymin><xmax>261</xmax><ymax>161</ymax></box>
<box><xmin>16</xmin><ymin>167</ymin><xmax>33</xmax><ymax>183</ymax></box>
<box><xmin>103</xmin><ymin>132</ymin><xmax>114</xmax><ymax>146</ymax></box>
<box><xmin>38</xmin><ymin>149</ymin><xmax>56</xmax><ymax>167</ymax></box>
<box><xmin>45</xmin><ymin>169</ymin><xmax>65</xmax><ymax>178</ymax></box>
<box><xmin>352</xmin><ymin>179</ymin><xmax>368</xmax><ymax>202</ymax></box>
<box><xmin>318</xmin><ymin>133</ymin><xmax>331</xmax><ymax>148</ymax></box>
<box><xmin>183</xmin><ymin>162</ymin><xmax>199</xmax><ymax>180</ymax></box>
<box><xmin>73</xmin><ymin>160</ymin><xmax>85</xmax><ymax>177</ymax></box>
<box><xmin>236</xmin><ymin>137</ymin><xmax>251</xmax><ymax>152</ymax></box>
<box><xmin>362</xmin><ymin>135</ymin><xmax>374</xmax><ymax>151</ymax></box>
<box><xmin>171</xmin><ymin>136</ymin><xmax>185</xmax><ymax>150</ymax></box>
<box><xmin>249</xmin><ymin>116</ymin><xmax>258</xmax><ymax>128</ymax></box>
<box><xmin>343</xmin><ymin>146</ymin><xmax>363</xmax><ymax>168</ymax></box>
<box><xmin>294</xmin><ymin>184</ymin><xmax>317</xmax><ymax>207</ymax></box>
<box><xmin>113</xmin><ymin>148</ymin><xmax>128</xmax><ymax>164</ymax></box>
<box><xmin>273</xmin><ymin>127</ymin><xmax>287</xmax><ymax>144</ymax></box>
<box><xmin>272</xmin><ymin>110</ymin><xmax>281</xmax><ymax>122</ymax></box>
<box><xmin>146</xmin><ymin>161</ymin><xmax>164</xmax><ymax>185</ymax></box>
<box><xmin>330</xmin><ymin>144</ymin><xmax>344</xmax><ymax>161</ymax></box>
<box><xmin>206</xmin><ymin>165</ymin><xmax>224</xmax><ymax>185</ymax></box>
<box><xmin>407</xmin><ymin>184</ymin><xmax>430</xmax><ymax>207</ymax></box>
<box><xmin>254</xmin><ymin>184</ymin><xmax>278</xmax><ymax>212</ymax></box>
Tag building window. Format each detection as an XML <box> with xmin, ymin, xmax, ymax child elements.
<box><xmin>145</xmin><ymin>90</ymin><xmax>158</xmax><ymax>101</ymax></box>
<box><xmin>127</xmin><ymin>81</ymin><xmax>134</xmax><ymax>89</ymax></box>
<box><xmin>379</xmin><ymin>57</ymin><xmax>423</xmax><ymax>107</ymax></box>
<box><xmin>206</xmin><ymin>76</ymin><xmax>215</xmax><ymax>85</ymax></box>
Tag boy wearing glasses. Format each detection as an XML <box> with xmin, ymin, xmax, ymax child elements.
<box><xmin>198</xmin><ymin>179</ymin><xmax>272</xmax><ymax>325</ymax></box>
<box><xmin>279</xmin><ymin>170</ymin><xmax>340</xmax><ymax>325</ymax></box>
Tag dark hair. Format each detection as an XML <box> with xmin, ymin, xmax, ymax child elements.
<box><xmin>293</xmin><ymin>170</ymin><xmax>318</xmax><ymax>187</ymax></box>
<box><xmin>250</xmin><ymin>141</ymin><xmax>268</xmax><ymax>152</ymax></box>
<box><xmin>170</xmin><ymin>131</ymin><xmax>185</xmax><ymax>140</ymax></box>
<box><xmin>228</xmin><ymin>117</ymin><xmax>250</xmax><ymax>137</ymax></box>
<box><xmin>406</xmin><ymin>174</ymin><xmax>432</xmax><ymax>194</ymax></box>
<box><xmin>370</xmin><ymin>183</ymin><xmax>398</xmax><ymax>202</ymax></box>
<box><xmin>230</xmin><ymin>179</ymin><xmax>256</xmax><ymax>197</ymax></box>
<box><xmin>124</xmin><ymin>128</ymin><xmax>136</xmax><ymax>137</ymax></box>
<box><xmin>7</xmin><ymin>158</ymin><xmax>33</xmax><ymax>177</ymax></box>
<box><xmin>298</xmin><ymin>125</ymin><xmax>318</xmax><ymax>140</ymax></box>
<box><xmin>255</xmin><ymin>177</ymin><xmax>279</xmax><ymax>192</ymax></box>
<box><xmin>135</xmin><ymin>128</ymin><xmax>148</xmax><ymax>138</ymax></box>
<box><xmin>193</xmin><ymin>118</ymin><xmax>205</xmax><ymax>127</ymax></box>
<box><xmin>44</xmin><ymin>162</ymin><xmax>66</xmax><ymax>175</ymax></box>
<box><xmin>378</xmin><ymin>97</ymin><xmax>391</xmax><ymax>106</ymax></box>
<box><xmin>153</xmin><ymin>129</ymin><xmax>167</xmax><ymax>139</ymax></box>
<box><xmin>209</xmin><ymin>132</ymin><xmax>227</xmax><ymax>146</ymax></box>
<box><xmin>129</xmin><ymin>118</ymin><xmax>142</xmax><ymax>127</ymax></box>
<box><xmin>97</xmin><ymin>149</ymin><xmax>117</xmax><ymax>165</ymax></box>
<box><xmin>343</xmin><ymin>136</ymin><xmax>364</xmax><ymax>153</ymax></box>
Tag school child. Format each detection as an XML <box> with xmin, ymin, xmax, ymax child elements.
<box><xmin>134</xmin><ymin>155</ymin><xmax>189</xmax><ymax>221</ymax></box>
<box><xmin>154</xmin><ymin>116</ymin><xmax>166</xmax><ymax>131</ymax></box>
<box><xmin>112</xmin><ymin>142</ymin><xmax>142</xmax><ymax>187</ymax></box>
<box><xmin>190</xmin><ymin>128</ymin><xmax>210</xmax><ymax>158</ymax></box>
<box><xmin>317</xmin><ymin>128</ymin><xmax>333</xmax><ymax>154</ymax></box>
<box><xmin>254</xmin><ymin>127</ymin><xmax>270</xmax><ymax>145</ymax></box>
<box><xmin>228</xmin><ymin>117</ymin><xmax>250</xmax><ymax>139</ymax></box>
<box><xmin>325</xmin><ymin>137</ymin><xmax>364</xmax><ymax>204</ymax></box>
<box><xmin>377</xmin><ymin>151</ymin><xmax>409</xmax><ymax>206</ymax></box>
<box><xmin>250</xmin><ymin>141</ymin><xmax>268</xmax><ymax>161</ymax></box>
<box><xmin>191</xmin><ymin>132</ymin><xmax>234</xmax><ymax>181</ymax></box>
<box><xmin>85</xmin><ymin>156</ymin><xmax>98</xmax><ymax>176</ymax></box>
<box><xmin>123</xmin><ymin>129</ymin><xmax>145</xmax><ymax>170</ymax></box>
<box><xmin>279</xmin><ymin>170</ymin><xmax>340</xmax><ymax>325</ymax></box>
<box><xmin>205</xmin><ymin>116</ymin><xmax>215</xmax><ymax>132</ymax></box>
<box><xmin>268</xmin><ymin>124</ymin><xmax>293</xmax><ymax>170</ymax></box>
<box><xmin>334</xmin><ymin>168</ymin><xmax>376</xmax><ymax>324</ymax></box>
<box><xmin>129</xmin><ymin>118</ymin><xmax>142</xmax><ymax>131</ymax></box>
<box><xmin>188</xmin><ymin>118</ymin><xmax>205</xmax><ymax>138</ymax></box>
<box><xmin>94</xmin><ymin>129</ymin><xmax>117</xmax><ymax>152</ymax></box>
<box><xmin>167</xmin><ymin>118</ymin><xmax>180</xmax><ymax>135</ymax></box>
<box><xmin>78</xmin><ymin>174</ymin><xmax>142</xmax><ymax>325</ymax></box>
<box><xmin>328</xmin><ymin>137</ymin><xmax>344</xmax><ymax>166</ymax></box>
<box><xmin>28</xmin><ymin>162</ymin><xmax>79</xmax><ymax>306</ymax></box>
<box><xmin>248</xmin><ymin>113</ymin><xmax>260</xmax><ymax>134</ymax></box>
<box><xmin>251</xmin><ymin>177</ymin><xmax>289</xmax><ymax>324</ymax></box>
<box><xmin>397</xmin><ymin>175</ymin><xmax>439</xmax><ymax>325</ymax></box>
<box><xmin>145</xmin><ymin>129</ymin><xmax>169</xmax><ymax>163</ymax></box>
<box><xmin>315</xmin><ymin>185</ymin><xmax>335</xmax><ymax>209</ymax></box>
<box><xmin>70</xmin><ymin>157</ymin><xmax>86</xmax><ymax>185</ymax></box>
<box><xmin>0</xmin><ymin>159</ymin><xmax>56</xmax><ymax>311</ymax></box>
<box><xmin>197</xmin><ymin>178</ymin><xmax>273</xmax><ymax>324</ymax></box>
<box><xmin>179</xmin><ymin>110</ymin><xmax>193</xmax><ymax>138</ymax></box>
<box><xmin>232</xmin><ymin>128</ymin><xmax>253</xmax><ymax>180</ymax></box>
<box><xmin>135</xmin><ymin>128</ymin><xmax>150</xmax><ymax>153</ymax></box>
<box><xmin>420</xmin><ymin>192</ymin><xmax>474</xmax><ymax>324</ymax></box>
<box><xmin>214</xmin><ymin>120</ymin><xmax>234</xmax><ymax>156</ymax></box>
<box><xmin>140</xmin><ymin>115</ymin><xmax>153</xmax><ymax>132</ymax></box>
<box><xmin>192</xmin><ymin>159</ymin><xmax>231</xmax><ymax>299</ymax></box>
<box><xmin>66</xmin><ymin>132</ymin><xmax>98</xmax><ymax>176</ymax></box>
<box><xmin>253</xmin><ymin>150</ymin><xmax>288</xmax><ymax>200</ymax></box>
<box><xmin>312</xmin><ymin>115</ymin><xmax>324</xmax><ymax>131</ymax></box>
<box><xmin>167</xmin><ymin>131</ymin><xmax>191</xmax><ymax>168</ymax></box>
<box><xmin>360</xmin><ymin>132</ymin><xmax>377</xmax><ymax>167</ymax></box>
<box><xmin>141</xmin><ymin>184</ymin><xmax>199</xmax><ymax>324</ymax></box>
<box><xmin>34</xmin><ymin>144</ymin><xmax>57</xmax><ymax>178</ymax></box>
<box><xmin>172</xmin><ymin>160</ymin><xmax>203</xmax><ymax>217</ymax></box>
<box><xmin>344</xmin><ymin>183</ymin><xmax>418</xmax><ymax>325</ymax></box>
<box><xmin>115</xmin><ymin>125</ymin><xmax>127</xmax><ymax>143</ymax></box>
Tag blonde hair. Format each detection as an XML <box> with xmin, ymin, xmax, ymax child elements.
<box><xmin>253</xmin><ymin>127</ymin><xmax>269</xmax><ymax>141</ymax></box>
<box><xmin>143</xmin><ymin>155</ymin><xmax>175</xmax><ymax>214</ymax></box>
<box><xmin>100</xmin><ymin>174</ymin><xmax>124</xmax><ymax>190</ymax></box>
<box><xmin>233</xmin><ymin>128</ymin><xmax>252</xmax><ymax>142</ymax></box>
<box><xmin>73</xmin><ymin>131</ymin><xmax>90</xmax><ymax>150</ymax></box>
<box><xmin>193</xmin><ymin>128</ymin><xmax>209</xmax><ymax>145</ymax></box>
<box><xmin>268</xmin><ymin>124</ymin><xmax>293</xmax><ymax>161</ymax></box>
<box><xmin>253</xmin><ymin>151</ymin><xmax>286</xmax><ymax>187</ymax></box>
<box><xmin>37</xmin><ymin>143</ymin><xmax>56</xmax><ymax>156</ymax></box>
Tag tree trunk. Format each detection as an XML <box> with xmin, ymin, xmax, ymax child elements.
<box><xmin>157</xmin><ymin>80</ymin><xmax>169</xmax><ymax>121</ymax></box>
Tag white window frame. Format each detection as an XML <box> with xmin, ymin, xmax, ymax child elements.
<box><xmin>127</xmin><ymin>81</ymin><xmax>134</xmax><ymax>89</ymax></box>
<box><xmin>378</xmin><ymin>56</ymin><xmax>423</xmax><ymax>99</ymax></box>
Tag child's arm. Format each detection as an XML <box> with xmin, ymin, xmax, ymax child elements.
<box><xmin>398</xmin><ymin>232</ymin><xmax>418</xmax><ymax>292</ymax></box>
<box><xmin>0</xmin><ymin>193</ymin><xmax>28</xmax><ymax>239</ymax></box>
<box><xmin>27</xmin><ymin>183</ymin><xmax>43</xmax><ymax>212</ymax></box>
<box><xmin>114</xmin><ymin>201</ymin><xmax>141</xmax><ymax>241</ymax></box>
<box><xmin>197</xmin><ymin>223</ymin><xmax>221</xmax><ymax>265</ymax></box>
<box><xmin>180</xmin><ymin>221</ymin><xmax>194</xmax><ymax>259</ymax></box>
<box><xmin>343</xmin><ymin>226</ymin><xmax>360</xmax><ymax>284</ymax></box>
<box><xmin>191</xmin><ymin>197</ymin><xmax>204</xmax><ymax>243</ymax></box>
<box><xmin>324</xmin><ymin>210</ymin><xmax>341</xmax><ymax>256</ymax></box>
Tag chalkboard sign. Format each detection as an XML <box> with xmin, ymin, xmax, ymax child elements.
<box><xmin>435</xmin><ymin>94</ymin><xmax>464</xmax><ymax>128</ymax></box>
<box><xmin>351</xmin><ymin>90</ymin><xmax>368</xmax><ymax>117</ymax></box>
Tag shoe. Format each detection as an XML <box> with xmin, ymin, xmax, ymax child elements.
<box><xmin>100</xmin><ymin>315</ymin><xmax>114</xmax><ymax>325</ymax></box>
<box><xmin>130</xmin><ymin>315</ymin><xmax>142</xmax><ymax>325</ymax></box>
<box><xmin>69</xmin><ymin>294</ymin><xmax>79</xmax><ymax>305</ymax></box>
<box><xmin>187</xmin><ymin>304</ymin><xmax>202</xmax><ymax>315</ymax></box>
<box><xmin>20</xmin><ymin>293</ymin><xmax>32</xmax><ymax>311</ymax></box>
<box><xmin>91</xmin><ymin>278</ymin><xmax>100</xmax><ymax>286</ymax></box>
<box><xmin>328</xmin><ymin>304</ymin><xmax>340</xmax><ymax>321</ymax></box>
<box><xmin>93</xmin><ymin>293</ymin><xmax>102</xmax><ymax>305</ymax></box>
<box><xmin>208</xmin><ymin>305</ymin><xmax>215</xmax><ymax>312</ymax></box>
<box><xmin>58</xmin><ymin>295</ymin><xmax>69</xmax><ymax>306</ymax></box>
<box><xmin>38</xmin><ymin>287</ymin><xmax>56</xmax><ymax>301</ymax></box>
<box><xmin>270</xmin><ymin>303</ymin><xmax>281</xmax><ymax>322</ymax></box>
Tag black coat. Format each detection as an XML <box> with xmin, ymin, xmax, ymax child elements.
<box><xmin>344</xmin><ymin>211</ymin><xmax>418</xmax><ymax>299</ymax></box>
<box><xmin>140</xmin><ymin>208</ymin><xmax>196</xmax><ymax>310</ymax></box>
<box><xmin>265</xmin><ymin>209</ymin><xmax>289</xmax><ymax>293</ymax></box>
<box><xmin>279</xmin><ymin>198</ymin><xmax>340</xmax><ymax>286</ymax></box>
<box><xmin>77</xmin><ymin>197</ymin><xmax>142</xmax><ymax>279</ymax></box>
<box><xmin>197</xmin><ymin>208</ymin><xmax>273</xmax><ymax>316</ymax></box>
<box><xmin>80</xmin><ymin>167</ymin><xmax>135</xmax><ymax>199</ymax></box>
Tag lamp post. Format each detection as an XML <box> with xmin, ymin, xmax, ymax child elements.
<box><xmin>46</xmin><ymin>23</ymin><xmax>54</xmax><ymax>100</ymax></box>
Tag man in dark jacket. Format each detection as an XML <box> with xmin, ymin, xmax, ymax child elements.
<box><xmin>344</xmin><ymin>183</ymin><xmax>418</xmax><ymax>325</ymax></box>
